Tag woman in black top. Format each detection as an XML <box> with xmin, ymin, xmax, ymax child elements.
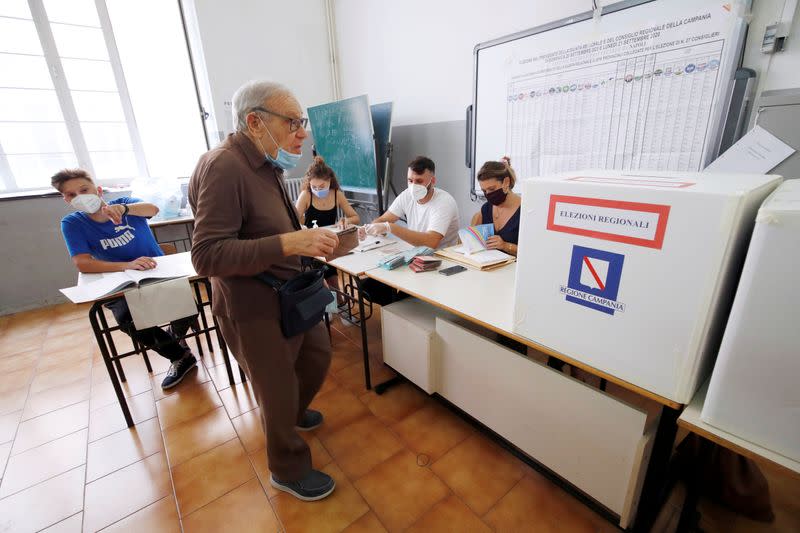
<box><xmin>295</xmin><ymin>156</ymin><xmax>360</xmax><ymax>227</ymax></box>
<box><xmin>470</xmin><ymin>157</ymin><xmax>521</xmax><ymax>256</ymax></box>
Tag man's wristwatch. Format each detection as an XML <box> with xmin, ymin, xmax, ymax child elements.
<box><xmin>121</xmin><ymin>204</ymin><xmax>129</xmax><ymax>217</ymax></box>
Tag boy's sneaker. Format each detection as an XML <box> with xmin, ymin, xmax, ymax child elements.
<box><xmin>270</xmin><ymin>470</ymin><xmax>335</xmax><ymax>501</ymax></box>
<box><xmin>296</xmin><ymin>409</ymin><xmax>324</xmax><ymax>431</ymax></box>
<box><xmin>161</xmin><ymin>355</ymin><xmax>197</xmax><ymax>389</ymax></box>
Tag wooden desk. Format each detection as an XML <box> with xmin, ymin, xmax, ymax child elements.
<box><xmin>148</xmin><ymin>214</ymin><xmax>194</xmax><ymax>252</ymax></box>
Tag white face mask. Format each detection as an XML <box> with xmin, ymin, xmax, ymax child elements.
<box><xmin>70</xmin><ymin>194</ymin><xmax>102</xmax><ymax>214</ymax></box>
<box><xmin>409</xmin><ymin>182</ymin><xmax>429</xmax><ymax>202</ymax></box>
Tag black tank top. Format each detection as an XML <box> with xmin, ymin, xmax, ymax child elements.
<box><xmin>305</xmin><ymin>192</ymin><xmax>338</xmax><ymax>227</ymax></box>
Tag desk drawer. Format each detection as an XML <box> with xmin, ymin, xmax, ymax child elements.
<box><xmin>435</xmin><ymin>317</ymin><xmax>652</xmax><ymax>525</ymax></box>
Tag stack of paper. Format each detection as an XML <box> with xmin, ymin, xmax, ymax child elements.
<box><xmin>435</xmin><ymin>246</ymin><xmax>515</xmax><ymax>271</ymax></box>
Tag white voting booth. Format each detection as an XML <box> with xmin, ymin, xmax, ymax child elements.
<box><xmin>512</xmin><ymin>171</ymin><xmax>782</xmax><ymax>403</ymax></box>
<box><xmin>701</xmin><ymin>180</ymin><xmax>800</xmax><ymax>462</ymax></box>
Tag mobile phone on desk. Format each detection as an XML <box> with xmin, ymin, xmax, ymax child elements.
<box><xmin>438</xmin><ymin>265</ymin><xmax>467</xmax><ymax>276</ymax></box>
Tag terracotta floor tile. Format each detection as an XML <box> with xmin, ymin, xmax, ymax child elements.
<box><xmin>0</xmin><ymin>367</ymin><xmax>36</xmax><ymax>395</ymax></box>
<box><xmin>88</xmin><ymin>373</ymin><xmax>153</xmax><ymax>411</ymax></box>
<box><xmin>218</xmin><ymin>381</ymin><xmax>259</xmax><ymax>418</ymax></box>
<box><xmin>354</xmin><ymin>450</ymin><xmax>450</xmax><ymax>532</ymax></box>
<box><xmin>151</xmin><ymin>363</ymin><xmax>211</xmax><ymax>402</ymax></box>
<box><xmin>182</xmin><ymin>478</ymin><xmax>280</xmax><ymax>533</ymax></box>
<box><xmin>12</xmin><ymin>401</ymin><xmax>88</xmax><ymax>454</ymax></box>
<box><xmin>249</xmin><ymin>434</ymin><xmax>332</xmax><ymax>498</ymax></box>
<box><xmin>357</xmin><ymin>382</ymin><xmax>429</xmax><ymax>425</ymax></box>
<box><xmin>0</xmin><ymin>334</ymin><xmax>44</xmax><ymax>360</ymax></box>
<box><xmin>483</xmin><ymin>474</ymin><xmax>570</xmax><ymax>533</ymax></box>
<box><xmin>0</xmin><ymin>410</ymin><xmax>21</xmax><ymax>444</ymax></box>
<box><xmin>431</xmin><ymin>433</ymin><xmax>527</xmax><ymax>515</ymax></box>
<box><xmin>415</xmin><ymin>494</ymin><xmax>496</xmax><ymax>532</ymax></box>
<box><xmin>0</xmin><ymin>466</ymin><xmax>84</xmax><ymax>533</ymax></box>
<box><xmin>309</xmin><ymin>388</ymin><xmax>370</xmax><ymax>439</ymax></box>
<box><xmin>329</xmin><ymin>344</ymin><xmax>363</xmax><ymax>373</ymax></box>
<box><xmin>83</xmin><ymin>452</ymin><xmax>171</xmax><ymax>533</ymax></box>
<box><xmin>391</xmin><ymin>402</ymin><xmax>474</xmax><ymax>462</ymax></box>
<box><xmin>0</xmin><ymin>429</ymin><xmax>87</xmax><ymax>498</ymax></box>
<box><xmin>172</xmin><ymin>438</ymin><xmax>255</xmax><ymax>516</ymax></box>
<box><xmin>206</xmin><ymin>362</ymin><xmax>244</xmax><ymax>391</ymax></box>
<box><xmin>162</xmin><ymin>406</ymin><xmax>237</xmax><ymax>468</ymax></box>
<box><xmin>0</xmin><ymin>349</ymin><xmax>38</xmax><ymax>373</ymax></box>
<box><xmin>86</xmin><ymin>417</ymin><xmax>163</xmax><ymax>482</ymax></box>
<box><xmin>88</xmin><ymin>390</ymin><xmax>156</xmax><ymax>442</ymax></box>
<box><xmin>0</xmin><ymin>441</ymin><xmax>12</xmax><ymax>478</ymax></box>
<box><xmin>29</xmin><ymin>360</ymin><xmax>91</xmax><ymax>394</ymax></box>
<box><xmin>318</xmin><ymin>370</ymin><xmax>340</xmax><ymax>396</ymax></box>
<box><xmin>37</xmin><ymin>350</ymin><xmax>93</xmax><ymax>374</ymax></box>
<box><xmin>341</xmin><ymin>511</ymin><xmax>389</xmax><ymax>533</ymax></box>
<box><xmin>231</xmin><ymin>408</ymin><xmax>266</xmax><ymax>453</ymax></box>
<box><xmin>155</xmin><ymin>381</ymin><xmax>222</xmax><ymax>430</ymax></box>
<box><xmin>321</xmin><ymin>415</ymin><xmax>403</xmax><ymax>479</ymax></box>
<box><xmin>40</xmin><ymin>512</ymin><xmax>82</xmax><ymax>532</ymax></box>
<box><xmin>0</xmin><ymin>386</ymin><xmax>28</xmax><ymax>416</ymax></box>
<box><xmin>101</xmin><ymin>495</ymin><xmax>181</xmax><ymax>533</ymax></box>
<box><xmin>339</xmin><ymin>358</ymin><xmax>397</xmax><ymax>393</ymax></box>
<box><xmin>22</xmin><ymin>378</ymin><xmax>91</xmax><ymax>421</ymax></box>
<box><xmin>271</xmin><ymin>462</ymin><xmax>369</xmax><ymax>533</ymax></box>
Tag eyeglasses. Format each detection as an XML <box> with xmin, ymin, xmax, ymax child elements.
<box><xmin>250</xmin><ymin>107</ymin><xmax>308</xmax><ymax>132</ymax></box>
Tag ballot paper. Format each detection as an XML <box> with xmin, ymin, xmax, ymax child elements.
<box><xmin>705</xmin><ymin>125</ymin><xmax>795</xmax><ymax>174</ymax></box>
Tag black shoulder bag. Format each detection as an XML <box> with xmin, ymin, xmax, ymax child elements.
<box><xmin>253</xmin><ymin>168</ymin><xmax>333</xmax><ymax>338</ymax></box>
<box><xmin>256</xmin><ymin>269</ymin><xmax>333</xmax><ymax>338</ymax></box>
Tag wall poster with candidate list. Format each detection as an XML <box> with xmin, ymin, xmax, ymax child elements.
<box><xmin>473</xmin><ymin>0</ymin><xmax>748</xmax><ymax>185</ymax></box>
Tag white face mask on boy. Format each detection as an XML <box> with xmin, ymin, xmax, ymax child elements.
<box><xmin>70</xmin><ymin>194</ymin><xmax>103</xmax><ymax>214</ymax></box>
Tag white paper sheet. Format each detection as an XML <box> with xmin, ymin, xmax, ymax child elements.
<box><xmin>705</xmin><ymin>125</ymin><xmax>795</xmax><ymax>174</ymax></box>
<box><xmin>125</xmin><ymin>277</ymin><xmax>197</xmax><ymax>330</ymax></box>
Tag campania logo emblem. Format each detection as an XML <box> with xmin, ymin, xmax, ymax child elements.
<box><xmin>560</xmin><ymin>245</ymin><xmax>626</xmax><ymax>316</ymax></box>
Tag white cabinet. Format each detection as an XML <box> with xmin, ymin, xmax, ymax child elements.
<box><xmin>381</xmin><ymin>298</ymin><xmax>453</xmax><ymax>394</ymax></box>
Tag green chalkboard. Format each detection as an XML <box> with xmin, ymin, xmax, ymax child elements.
<box><xmin>308</xmin><ymin>95</ymin><xmax>377</xmax><ymax>192</ymax></box>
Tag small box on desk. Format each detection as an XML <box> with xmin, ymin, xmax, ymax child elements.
<box><xmin>512</xmin><ymin>170</ymin><xmax>782</xmax><ymax>403</ymax></box>
<box><xmin>702</xmin><ymin>180</ymin><xmax>800</xmax><ymax>462</ymax></box>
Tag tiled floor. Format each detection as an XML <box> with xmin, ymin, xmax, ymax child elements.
<box><xmin>0</xmin><ymin>302</ymin><xmax>798</xmax><ymax>532</ymax></box>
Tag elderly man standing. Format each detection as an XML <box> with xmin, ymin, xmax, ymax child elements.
<box><xmin>188</xmin><ymin>81</ymin><xmax>339</xmax><ymax>501</ymax></box>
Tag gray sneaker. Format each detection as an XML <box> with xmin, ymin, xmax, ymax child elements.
<box><xmin>161</xmin><ymin>355</ymin><xmax>197</xmax><ymax>389</ymax></box>
<box><xmin>270</xmin><ymin>470</ymin><xmax>335</xmax><ymax>501</ymax></box>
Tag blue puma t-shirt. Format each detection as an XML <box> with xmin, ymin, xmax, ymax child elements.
<box><xmin>61</xmin><ymin>197</ymin><xmax>164</xmax><ymax>262</ymax></box>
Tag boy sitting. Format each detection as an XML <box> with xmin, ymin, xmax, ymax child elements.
<box><xmin>52</xmin><ymin>168</ymin><xmax>197</xmax><ymax>389</ymax></box>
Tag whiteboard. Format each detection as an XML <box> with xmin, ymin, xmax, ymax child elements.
<box><xmin>471</xmin><ymin>0</ymin><xmax>749</xmax><ymax>193</ymax></box>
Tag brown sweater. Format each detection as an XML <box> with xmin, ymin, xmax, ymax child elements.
<box><xmin>188</xmin><ymin>132</ymin><xmax>302</xmax><ymax>320</ymax></box>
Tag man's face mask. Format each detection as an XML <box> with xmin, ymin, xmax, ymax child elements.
<box><xmin>70</xmin><ymin>194</ymin><xmax>102</xmax><ymax>214</ymax></box>
<box><xmin>408</xmin><ymin>177</ymin><xmax>432</xmax><ymax>202</ymax></box>
<box><xmin>255</xmin><ymin>118</ymin><xmax>302</xmax><ymax>170</ymax></box>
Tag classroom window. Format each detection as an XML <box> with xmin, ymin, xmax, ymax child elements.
<box><xmin>0</xmin><ymin>0</ymin><xmax>207</xmax><ymax>193</ymax></box>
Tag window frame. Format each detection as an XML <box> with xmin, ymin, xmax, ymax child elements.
<box><xmin>0</xmin><ymin>0</ymin><xmax>206</xmax><ymax>194</ymax></box>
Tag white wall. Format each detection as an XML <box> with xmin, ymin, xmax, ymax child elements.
<box><xmin>333</xmin><ymin>0</ymin><xmax>590</xmax><ymax>126</ymax></box>
<box><xmin>334</xmin><ymin>0</ymin><xmax>800</xmax><ymax>127</ymax></box>
<box><xmin>187</xmin><ymin>0</ymin><xmax>334</xmax><ymax>138</ymax></box>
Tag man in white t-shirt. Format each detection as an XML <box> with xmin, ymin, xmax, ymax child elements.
<box><xmin>361</xmin><ymin>156</ymin><xmax>460</xmax><ymax>248</ymax></box>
